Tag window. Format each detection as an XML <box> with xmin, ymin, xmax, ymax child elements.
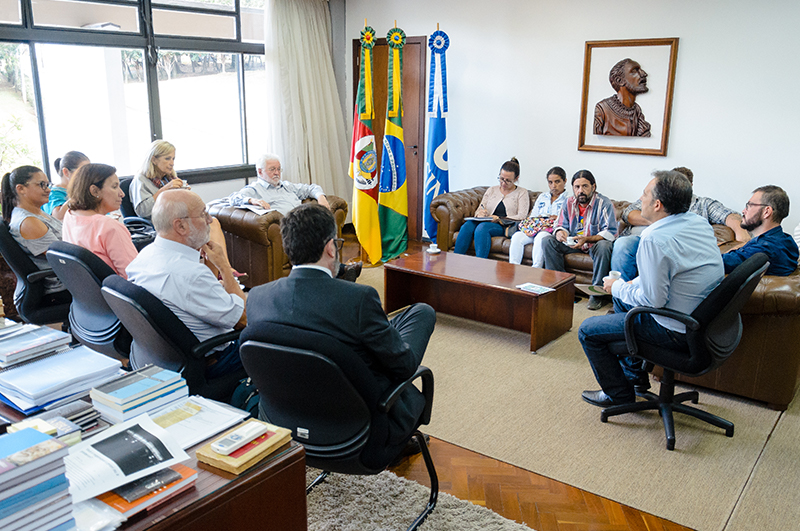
<box><xmin>0</xmin><ymin>43</ymin><xmax>42</xmax><ymax>170</ymax></box>
<box><xmin>0</xmin><ymin>0</ymin><xmax>265</xmax><ymax>180</ymax></box>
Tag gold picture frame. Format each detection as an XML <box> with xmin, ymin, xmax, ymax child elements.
<box><xmin>578</xmin><ymin>38</ymin><xmax>679</xmax><ymax>157</ymax></box>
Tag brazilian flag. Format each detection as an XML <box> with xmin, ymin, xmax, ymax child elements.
<box><xmin>378</xmin><ymin>27</ymin><xmax>408</xmax><ymax>262</ymax></box>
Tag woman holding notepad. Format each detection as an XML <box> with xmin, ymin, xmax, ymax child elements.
<box><xmin>453</xmin><ymin>157</ymin><xmax>529</xmax><ymax>258</ymax></box>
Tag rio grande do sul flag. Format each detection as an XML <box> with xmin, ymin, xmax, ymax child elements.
<box><xmin>348</xmin><ymin>26</ymin><xmax>382</xmax><ymax>265</ymax></box>
<box><xmin>378</xmin><ymin>27</ymin><xmax>408</xmax><ymax>262</ymax></box>
<box><xmin>423</xmin><ymin>30</ymin><xmax>450</xmax><ymax>241</ymax></box>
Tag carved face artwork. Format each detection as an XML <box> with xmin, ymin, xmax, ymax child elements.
<box><xmin>623</xmin><ymin>60</ymin><xmax>648</xmax><ymax>94</ymax></box>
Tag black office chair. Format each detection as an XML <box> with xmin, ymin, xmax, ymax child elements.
<box><xmin>239</xmin><ymin>322</ymin><xmax>438</xmax><ymax>531</ymax></box>
<box><xmin>46</xmin><ymin>241</ymin><xmax>130</xmax><ymax>362</ymax></box>
<box><xmin>0</xmin><ymin>221</ymin><xmax>71</xmax><ymax>325</ymax></box>
<box><xmin>602</xmin><ymin>253</ymin><xmax>770</xmax><ymax>450</ymax></box>
<box><xmin>100</xmin><ymin>274</ymin><xmax>244</xmax><ymax>402</ymax></box>
<box><xmin>119</xmin><ymin>177</ymin><xmax>155</xmax><ymax>251</ymax></box>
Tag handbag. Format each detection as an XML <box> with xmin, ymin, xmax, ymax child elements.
<box><xmin>230</xmin><ymin>377</ymin><xmax>260</xmax><ymax>418</ymax></box>
<box><xmin>518</xmin><ymin>216</ymin><xmax>555</xmax><ymax>238</ymax></box>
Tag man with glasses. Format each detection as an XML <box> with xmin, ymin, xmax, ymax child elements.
<box><xmin>722</xmin><ymin>185</ymin><xmax>798</xmax><ymax>276</ymax></box>
<box><xmin>228</xmin><ymin>152</ymin><xmax>361</xmax><ymax>281</ymax></box>
<box><xmin>127</xmin><ymin>189</ymin><xmax>247</xmax><ymax>379</ymax></box>
<box><xmin>245</xmin><ymin>203</ymin><xmax>436</xmax><ymax>448</ymax></box>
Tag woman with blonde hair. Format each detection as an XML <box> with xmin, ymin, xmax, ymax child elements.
<box><xmin>130</xmin><ymin>139</ymin><xmax>188</xmax><ymax>218</ymax></box>
<box><xmin>63</xmin><ymin>163</ymin><xmax>138</xmax><ymax>278</ymax></box>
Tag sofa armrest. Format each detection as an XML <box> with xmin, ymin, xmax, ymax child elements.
<box><xmin>430</xmin><ymin>186</ymin><xmax>488</xmax><ymax>251</ymax></box>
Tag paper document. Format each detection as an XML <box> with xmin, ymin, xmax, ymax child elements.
<box><xmin>516</xmin><ymin>282</ymin><xmax>555</xmax><ymax>294</ymax></box>
<box><xmin>150</xmin><ymin>396</ymin><xmax>248</xmax><ymax>449</ymax></box>
<box><xmin>65</xmin><ymin>416</ymin><xmax>189</xmax><ymax>503</ymax></box>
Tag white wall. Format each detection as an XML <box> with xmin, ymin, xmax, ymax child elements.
<box><xmin>341</xmin><ymin>0</ymin><xmax>800</xmax><ymax>232</ymax></box>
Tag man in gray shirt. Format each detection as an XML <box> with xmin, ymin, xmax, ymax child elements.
<box><xmin>611</xmin><ymin>167</ymin><xmax>749</xmax><ymax>280</ymax></box>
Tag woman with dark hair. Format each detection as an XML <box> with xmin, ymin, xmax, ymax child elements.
<box><xmin>63</xmin><ymin>163</ymin><xmax>138</xmax><ymax>278</ymax></box>
<box><xmin>44</xmin><ymin>151</ymin><xmax>90</xmax><ymax>220</ymax></box>
<box><xmin>1</xmin><ymin>165</ymin><xmax>68</xmax><ymax>299</ymax></box>
<box><xmin>130</xmin><ymin>140</ymin><xmax>188</xmax><ymax>219</ymax></box>
<box><xmin>453</xmin><ymin>157</ymin><xmax>530</xmax><ymax>258</ymax></box>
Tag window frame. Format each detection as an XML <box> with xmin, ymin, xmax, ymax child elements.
<box><xmin>0</xmin><ymin>0</ymin><xmax>264</xmax><ymax>182</ymax></box>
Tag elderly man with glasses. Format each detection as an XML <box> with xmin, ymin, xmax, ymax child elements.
<box><xmin>127</xmin><ymin>189</ymin><xmax>247</xmax><ymax>380</ymax></box>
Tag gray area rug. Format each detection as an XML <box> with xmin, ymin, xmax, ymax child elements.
<box><xmin>306</xmin><ymin>468</ymin><xmax>532</xmax><ymax>531</ymax></box>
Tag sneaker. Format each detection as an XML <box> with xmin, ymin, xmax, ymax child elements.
<box><xmin>587</xmin><ymin>295</ymin><xmax>605</xmax><ymax>311</ymax></box>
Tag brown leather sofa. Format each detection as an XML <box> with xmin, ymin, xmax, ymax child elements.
<box><xmin>208</xmin><ymin>195</ymin><xmax>348</xmax><ymax>290</ymax></box>
<box><xmin>431</xmin><ymin>186</ymin><xmax>800</xmax><ymax>410</ymax></box>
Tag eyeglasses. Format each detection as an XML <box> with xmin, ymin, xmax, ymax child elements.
<box><xmin>745</xmin><ymin>202</ymin><xmax>768</xmax><ymax>209</ymax></box>
<box><xmin>498</xmin><ymin>177</ymin><xmax>515</xmax><ymax>185</ymax></box>
<box><xmin>181</xmin><ymin>209</ymin><xmax>212</xmax><ymax>222</ymax></box>
<box><xmin>30</xmin><ymin>181</ymin><xmax>51</xmax><ymax>190</ymax></box>
<box><xmin>331</xmin><ymin>238</ymin><xmax>345</xmax><ymax>253</ymax></box>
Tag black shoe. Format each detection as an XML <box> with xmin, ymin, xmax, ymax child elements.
<box><xmin>389</xmin><ymin>433</ymin><xmax>430</xmax><ymax>466</ymax></box>
<box><xmin>581</xmin><ymin>389</ymin><xmax>633</xmax><ymax>407</ymax></box>
<box><xmin>633</xmin><ymin>378</ymin><xmax>651</xmax><ymax>396</ymax></box>
<box><xmin>339</xmin><ymin>261</ymin><xmax>363</xmax><ymax>282</ymax></box>
<box><xmin>587</xmin><ymin>295</ymin><xmax>605</xmax><ymax>310</ymax></box>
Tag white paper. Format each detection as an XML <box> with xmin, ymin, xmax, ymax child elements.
<box><xmin>65</xmin><ymin>416</ymin><xmax>189</xmax><ymax>503</ymax></box>
<box><xmin>150</xmin><ymin>396</ymin><xmax>248</xmax><ymax>449</ymax></box>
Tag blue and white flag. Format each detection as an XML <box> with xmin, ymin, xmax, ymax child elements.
<box><xmin>423</xmin><ymin>30</ymin><xmax>450</xmax><ymax>241</ymax></box>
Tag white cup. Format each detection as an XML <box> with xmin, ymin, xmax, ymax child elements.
<box><xmin>609</xmin><ymin>270</ymin><xmax>622</xmax><ymax>280</ymax></box>
<box><xmin>429</xmin><ymin>243</ymin><xmax>439</xmax><ymax>251</ymax></box>
<box><xmin>566</xmin><ymin>237</ymin><xmax>576</xmax><ymax>246</ymax></box>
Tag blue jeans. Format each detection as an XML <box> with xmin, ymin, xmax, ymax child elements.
<box><xmin>454</xmin><ymin>220</ymin><xmax>503</xmax><ymax>258</ymax></box>
<box><xmin>205</xmin><ymin>339</ymin><xmax>244</xmax><ymax>380</ymax></box>
<box><xmin>578</xmin><ymin>299</ymin><xmax>688</xmax><ymax>402</ymax></box>
<box><xmin>611</xmin><ymin>235</ymin><xmax>640</xmax><ymax>281</ymax></box>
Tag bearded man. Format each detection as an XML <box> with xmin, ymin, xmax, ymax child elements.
<box><xmin>594</xmin><ymin>58</ymin><xmax>651</xmax><ymax>137</ymax></box>
<box><xmin>541</xmin><ymin>170</ymin><xmax>618</xmax><ymax>310</ymax></box>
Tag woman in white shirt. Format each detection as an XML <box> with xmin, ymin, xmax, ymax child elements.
<box><xmin>509</xmin><ymin>166</ymin><xmax>568</xmax><ymax>267</ymax></box>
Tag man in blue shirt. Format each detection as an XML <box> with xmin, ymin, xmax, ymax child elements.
<box><xmin>579</xmin><ymin>171</ymin><xmax>724</xmax><ymax>406</ymax></box>
<box><xmin>723</xmin><ymin>185</ymin><xmax>798</xmax><ymax>276</ymax></box>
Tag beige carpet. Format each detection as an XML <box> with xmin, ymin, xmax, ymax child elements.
<box><xmin>358</xmin><ymin>265</ymin><xmax>787</xmax><ymax>531</ymax></box>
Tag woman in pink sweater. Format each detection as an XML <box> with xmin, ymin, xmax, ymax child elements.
<box><xmin>63</xmin><ymin>163</ymin><xmax>138</xmax><ymax>278</ymax></box>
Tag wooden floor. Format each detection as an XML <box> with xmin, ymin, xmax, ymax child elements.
<box><xmin>342</xmin><ymin>230</ymin><xmax>692</xmax><ymax>531</ymax></box>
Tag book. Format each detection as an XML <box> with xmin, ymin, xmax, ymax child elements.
<box><xmin>0</xmin><ymin>346</ymin><xmax>122</xmax><ymax>411</ymax></box>
<box><xmin>0</xmin><ymin>428</ymin><xmax>68</xmax><ymax>485</ymax></box>
<box><xmin>90</xmin><ymin>365</ymin><xmax>182</xmax><ymax>407</ymax></box>
<box><xmin>150</xmin><ymin>395</ymin><xmax>249</xmax><ymax>449</ymax></box>
<box><xmin>0</xmin><ymin>491</ymin><xmax>71</xmax><ymax>530</ymax></box>
<box><xmin>113</xmin><ymin>467</ymin><xmax>182</xmax><ymax>502</ymax></box>
<box><xmin>93</xmin><ymin>386</ymin><xmax>189</xmax><ymax>424</ymax></box>
<box><xmin>91</xmin><ymin>380</ymin><xmax>187</xmax><ymax>413</ymax></box>
<box><xmin>96</xmin><ymin>464</ymin><xmax>197</xmax><ymax>518</ymax></box>
<box><xmin>0</xmin><ymin>473</ymin><xmax>68</xmax><ymax>516</ymax></box>
<box><xmin>0</xmin><ymin>326</ymin><xmax>71</xmax><ymax>366</ymax></box>
<box><xmin>196</xmin><ymin>419</ymin><xmax>291</xmax><ymax>475</ymax></box>
<box><xmin>8</xmin><ymin>418</ymin><xmax>57</xmax><ymax>436</ymax></box>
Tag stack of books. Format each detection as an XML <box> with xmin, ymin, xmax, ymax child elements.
<box><xmin>30</xmin><ymin>399</ymin><xmax>108</xmax><ymax>439</ymax></box>
<box><xmin>8</xmin><ymin>416</ymin><xmax>82</xmax><ymax>446</ymax></box>
<box><xmin>0</xmin><ymin>345</ymin><xmax>122</xmax><ymax>414</ymax></box>
<box><xmin>196</xmin><ymin>419</ymin><xmax>291</xmax><ymax>475</ymax></box>
<box><xmin>0</xmin><ymin>322</ymin><xmax>72</xmax><ymax>369</ymax></box>
<box><xmin>89</xmin><ymin>365</ymin><xmax>188</xmax><ymax>424</ymax></box>
<box><xmin>0</xmin><ymin>428</ymin><xmax>75</xmax><ymax>530</ymax></box>
<box><xmin>95</xmin><ymin>464</ymin><xmax>197</xmax><ymax>518</ymax></box>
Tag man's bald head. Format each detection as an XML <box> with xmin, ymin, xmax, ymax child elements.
<box><xmin>152</xmin><ymin>189</ymin><xmax>210</xmax><ymax>249</ymax></box>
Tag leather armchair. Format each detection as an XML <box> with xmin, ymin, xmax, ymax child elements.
<box><xmin>208</xmin><ymin>195</ymin><xmax>347</xmax><ymax>290</ymax></box>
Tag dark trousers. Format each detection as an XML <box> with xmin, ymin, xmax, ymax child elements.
<box><xmin>541</xmin><ymin>234</ymin><xmax>613</xmax><ymax>286</ymax></box>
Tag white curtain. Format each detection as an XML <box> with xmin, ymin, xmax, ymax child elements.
<box><xmin>263</xmin><ymin>0</ymin><xmax>350</xmax><ymax>200</ymax></box>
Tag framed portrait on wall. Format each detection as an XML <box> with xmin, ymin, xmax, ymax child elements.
<box><xmin>578</xmin><ymin>38</ymin><xmax>679</xmax><ymax>157</ymax></box>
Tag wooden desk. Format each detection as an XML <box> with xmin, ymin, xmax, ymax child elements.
<box><xmin>384</xmin><ymin>252</ymin><xmax>575</xmax><ymax>352</ymax></box>
<box><xmin>0</xmin><ymin>404</ymin><xmax>307</xmax><ymax>531</ymax></box>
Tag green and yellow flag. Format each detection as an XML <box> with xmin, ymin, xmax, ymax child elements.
<box><xmin>378</xmin><ymin>27</ymin><xmax>408</xmax><ymax>261</ymax></box>
<box><xmin>348</xmin><ymin>26</ymin><xmax>382</xmax><ymax>265</ymax></box>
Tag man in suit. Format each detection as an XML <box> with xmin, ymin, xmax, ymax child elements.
<box><xmin>244</xmin><ymin>203</ymin><xmax>436</xmax><ymax>446</ymax></box>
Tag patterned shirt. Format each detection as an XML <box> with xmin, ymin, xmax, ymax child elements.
<box><xmin>553</xmin><ymin>192</ymin><xmax>618</xmax><ymax>248</ymax></box>
<box><xmin>620</xmin><ymin>195</ymin><xmax>736</xmax><ymax>236</ymax></box>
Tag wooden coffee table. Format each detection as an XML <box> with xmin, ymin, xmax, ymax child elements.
<box><xmin>384</xmin><ymin>252</ymin><xmax>575</xmax><ymax>352</ymax></box>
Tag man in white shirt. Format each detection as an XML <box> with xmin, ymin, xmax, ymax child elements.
<box><xmin>126</xmin><ymin>189</ymin><xmax>247</xmax><ymax>379</ymax></box>
<box><xmin>229</xmin><ymin>153</ymin><xmax>330</xmax><ymax>214</ymax></box>
<box><xmin>579</xmin><ymin>170</ymin><xmax>724</xmax><ymax>406</ymax></box>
